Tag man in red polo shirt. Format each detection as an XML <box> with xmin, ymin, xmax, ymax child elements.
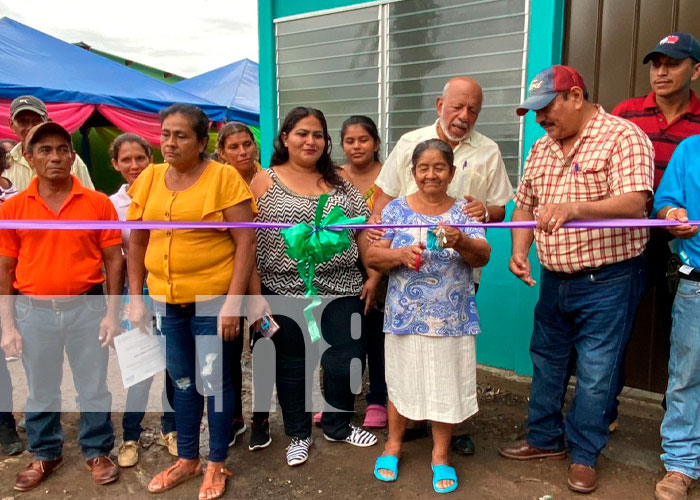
<box><xmin>611</xmin><ymin>32</ymin><xmax>700</xmax><ymax>430</ymax></box>
<box><xmin>613</xmin><ymin>32</ymin><xmax>700</xmax><ymax>189</ymax></box>
<box><xmin>0</xmin><ymin>122</ymin><xmax>124</xmax><ymax>491</ymax></box>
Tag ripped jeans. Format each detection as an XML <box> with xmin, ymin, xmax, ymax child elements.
<box><xmin>155</xmin><ymin>298</ymin><xmax>235</xmax><ymax>462</ymax></box>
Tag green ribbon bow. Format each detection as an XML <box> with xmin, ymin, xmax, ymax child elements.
<box><xmin>281</xmin><ymin>194</ymin><xmax>366</xmax><ymax>342</ymax></box>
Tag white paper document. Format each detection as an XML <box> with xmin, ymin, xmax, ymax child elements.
<box><xmin>113</xmin><ymin>328</ymin><xmax>166</xmax><ymax>389</ymax></box>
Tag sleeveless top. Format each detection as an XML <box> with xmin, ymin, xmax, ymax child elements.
<box><xmin>256</xmin><ymin>168</ymin><xmax>370</xmax><ymax>296</ymax></box>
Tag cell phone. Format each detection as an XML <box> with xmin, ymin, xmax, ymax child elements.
<box><xmin>259</xmin><ymin>314</ymin><xmax>280</xmax><ymax>338</ymax></box>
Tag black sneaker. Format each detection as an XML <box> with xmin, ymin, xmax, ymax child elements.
<box><xmin>0</xmin><ymin>420</ymin><xmax>24</xmax><ymax>455</ymax></box>
<box><xmin>451</xmin><ymin>433</ymin><xmax>475</xmax><ymax>455</ymax></box>
<box><xmin>228</xmin><ymin>418</ymin><xmax>247</xmax><ymax>447</ymax></box>
<box><xmin>249</xmin><ymin>419</ymin><xmax>272</xmax><ymax>451</ymax></box>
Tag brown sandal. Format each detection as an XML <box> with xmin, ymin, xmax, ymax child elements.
<box><xmin>147</xmin><ymin>458</ymin><xmax>203</xmax><ymax>494</ymax></box>
<box><xmin>198</xmin><ymin>462</ymin><xmax>233</xmax><ymax>500</ymax></box>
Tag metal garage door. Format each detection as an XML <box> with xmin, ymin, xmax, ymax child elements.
<box><xmin>563</xmin><ymin>0</ymin><xmax>700</xmax><ymax>392</ymax></box>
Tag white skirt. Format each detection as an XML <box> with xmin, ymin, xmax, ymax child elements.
<box><xmin>385</xmin><ymin>334</ymin><xmax>478</xmax><ymax>424</ymax></box>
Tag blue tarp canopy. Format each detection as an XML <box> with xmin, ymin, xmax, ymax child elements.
<box><xmin>0</xmin><ymin>17</ymin><xmax>228</xmax><ymax>120</ymax></box>
<box><xmin>174</xmin><ymin>59</ymin><xmax>259</xmax><ymax>125</ymax></box>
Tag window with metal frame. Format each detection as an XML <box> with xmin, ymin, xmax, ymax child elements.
<box><xmin>275</xmin><ymin>0</ymin><xmax>528</xmax><ymax>185</ymax></box>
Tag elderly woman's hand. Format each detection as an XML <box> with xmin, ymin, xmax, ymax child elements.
<box><xmin>400</xmin><ymin>245</ymin><xmax>424</xmax><ymax>271</ymax></box>
<box><xmin>439</xmin><ymin>224</ymin><xmax>463</xmax><ymax>249</ymax></box>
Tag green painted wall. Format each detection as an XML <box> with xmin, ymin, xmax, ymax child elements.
<box><xmin>74</xmin><ymin>43</ymin><xmax>185</xmax><ymax>84</ymax></box>
<box><xmin>258</xmin><ymin>0</ymin><xmax>566</xmax><ymax>375</ymax></box>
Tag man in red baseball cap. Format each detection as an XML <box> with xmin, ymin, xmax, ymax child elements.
<box><xmin>500</xmin><ymin>65</ymin><xmax>655</xmax><ymax>494</ymax></box>
<box><xmin>516</xmin><ymin>65</ymin><xmax>588</xmax><ymax>116</ymax></box>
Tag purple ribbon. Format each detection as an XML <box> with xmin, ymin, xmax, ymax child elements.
<box><xmin>0</xmin><ymin>219</ymin><xmax>697</xmax><ymax>230</ymax></box>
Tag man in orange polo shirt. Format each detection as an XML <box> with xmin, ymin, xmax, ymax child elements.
<box><xmin>0</xmin><ymin>122</ymin><xmax>124</xmax><ymax>492</ymax></box>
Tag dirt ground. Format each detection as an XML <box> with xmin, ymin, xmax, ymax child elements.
<box><xmin>1</xmin><ymin>351</ymin><xmax>696</xmax><ymax>500</ymax></box>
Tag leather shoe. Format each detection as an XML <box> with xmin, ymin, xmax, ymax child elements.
<box><xmin>655</xmin><ymin>471</ymin><xmax>693</xmax><ymax>500</ymax></box>
<box><xmin>498</xmin><ymin>440</ymin><xmax>566</xmax><ymax>460</ymax></box>
<box><xmin>568</xmin><ymin>463</ymin><xmax>597</xmax><ymax>493</ymax></box>
<box><xmin>451</xmin><ymin>433</ymin><xmax>475</xmax><ymax>455</ymax></box>
<box><xmin>14</xmin><ymin>457</ymin><xmax>64</xmax><ymax>491</ymax></box>
<box><xmin>86</xmin><ymin>456</ymin><xmax>119</xmax><ymax>485</ymax></box>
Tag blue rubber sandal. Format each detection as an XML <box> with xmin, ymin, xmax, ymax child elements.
<box><xmin>432</xmin><ymin>464</ymin><xmax>458</xmax><ymax>493</ymax></box>
<box><xmin>374</xmin><ymin>455</ymin><xmax>399</xmax><ymax>482</ymax></box>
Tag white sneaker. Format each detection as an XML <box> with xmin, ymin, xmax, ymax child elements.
<box><xmin>324</xmin><ymin>424</ymin><xmax>377</xmax><ymax>447</ymax></box>
<box><xmin>286</xmin><ymin>436</ymin><xmax>313</xmax><ymax>466</ymax></box>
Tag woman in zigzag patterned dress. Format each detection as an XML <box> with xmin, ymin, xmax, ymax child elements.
<box><xmin>248</xmin><ymin>107</ymin><xmax>378</xmax><ymax>467</ymax></box>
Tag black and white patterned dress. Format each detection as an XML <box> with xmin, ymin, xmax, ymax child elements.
<box><xmin>256</xmin><ymin>168</ymin><xmax>370</xmax><ymax>296</ymax></box>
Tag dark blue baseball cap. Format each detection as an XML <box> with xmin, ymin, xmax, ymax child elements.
<box><xmin>643</xmin><ymin>32</ymin><xmax>700</xmax><ymax>64</ymax></box>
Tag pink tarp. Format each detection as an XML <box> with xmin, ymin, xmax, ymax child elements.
<box><xmin>96</xmin><ymin>105</ymin><xmax>162</xmax><ymax>145</ymax></box>
<box><xmin>0</xmin><ymin>99</ymin><xmax>166</xmax><ymax>145</ymax></box>
<box><xmin>0</xmin><ymin>99</ymin><xmax>94</xmax><ymax>139</ymax></box>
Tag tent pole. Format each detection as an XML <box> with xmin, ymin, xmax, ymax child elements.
<box><xmin>79</xmin><ymin>124</ymin><xmax>92</xmax><ymax>173</ymax></box>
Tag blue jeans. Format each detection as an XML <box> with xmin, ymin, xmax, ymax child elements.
<box><xmin>526</xmin><ymin>256</ymin><xmax>646</xmax><ymax>466</ymax></box>
<box><xmin>122</xmin><ymin>371</ymin><xmax>176</xmax><ymax>442</ymax></box>
<box><xmin>156</xmin><ymin>299</ymin><xmax>235</xmax><ymax>462</ymax></box>
<box><xmin>15</xmin><ymin>295</ymin><xmax>114</xmax><ymax>461</ymax></box>
<box><xmin>660</xmin><ymin>278</ymin><xmax>700</xmax><ymax>479</ymax></box>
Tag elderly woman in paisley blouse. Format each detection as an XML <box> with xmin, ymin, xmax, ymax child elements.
<box><xmin>367</xmin><ymin>138</ymin><xmax>491</xmax><ymax>494</ymax></box>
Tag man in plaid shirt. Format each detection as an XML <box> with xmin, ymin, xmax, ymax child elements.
<box><xmin>498</xmin><ymin>66</ymin><xmax>654</xmax><ymax>494</ymax></box>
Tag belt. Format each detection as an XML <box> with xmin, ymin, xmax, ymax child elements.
<box><xmin>549</xmin><ymin>255</ymin><xmax>644</xmax><ymax>280</ymax></box>
<box><xmin>550</xmin><ymin>266</ymin><xmax>605</xmax><ymax>280</ymax></box>
<box><xmin>680</xmin><ymin>266</ymin><xmax>700</xmax><ymax>283</ymax></box>
<box><xmin>19</xmin><ymin>284</ymin><xmax>104</xmax><ymax>311</ymax></box>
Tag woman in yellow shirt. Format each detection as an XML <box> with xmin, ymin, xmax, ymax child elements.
<box><xmin>127</xmin><ymin>104</ymin><xmax>256</xmax><ymax>500</ymax></box>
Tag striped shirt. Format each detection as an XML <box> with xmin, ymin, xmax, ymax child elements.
<box><xmin>255</xmin><ymin>168</ymin><xmax>370</xmax><ymax>296</ymax></box>
<box><xmin>612</xmin><ymin>90</ymin><xmax>700</xmax><ymax>189</ymax></box>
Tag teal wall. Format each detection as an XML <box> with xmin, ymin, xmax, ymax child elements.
<box><xmin>258</xmin><ymin>0</ymin><xmax>566</xmax><ymax>375</ymax></box>
<box><xmin>476</xmin><ymin>0</ymin><xmax>565</xmax><ymax>375</ymax></box>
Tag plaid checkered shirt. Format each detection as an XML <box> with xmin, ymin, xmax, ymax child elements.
<box><xmin>514</xmin><ymin>106</ymin><xmax>654</xmax><ymax>273</ymax></box>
